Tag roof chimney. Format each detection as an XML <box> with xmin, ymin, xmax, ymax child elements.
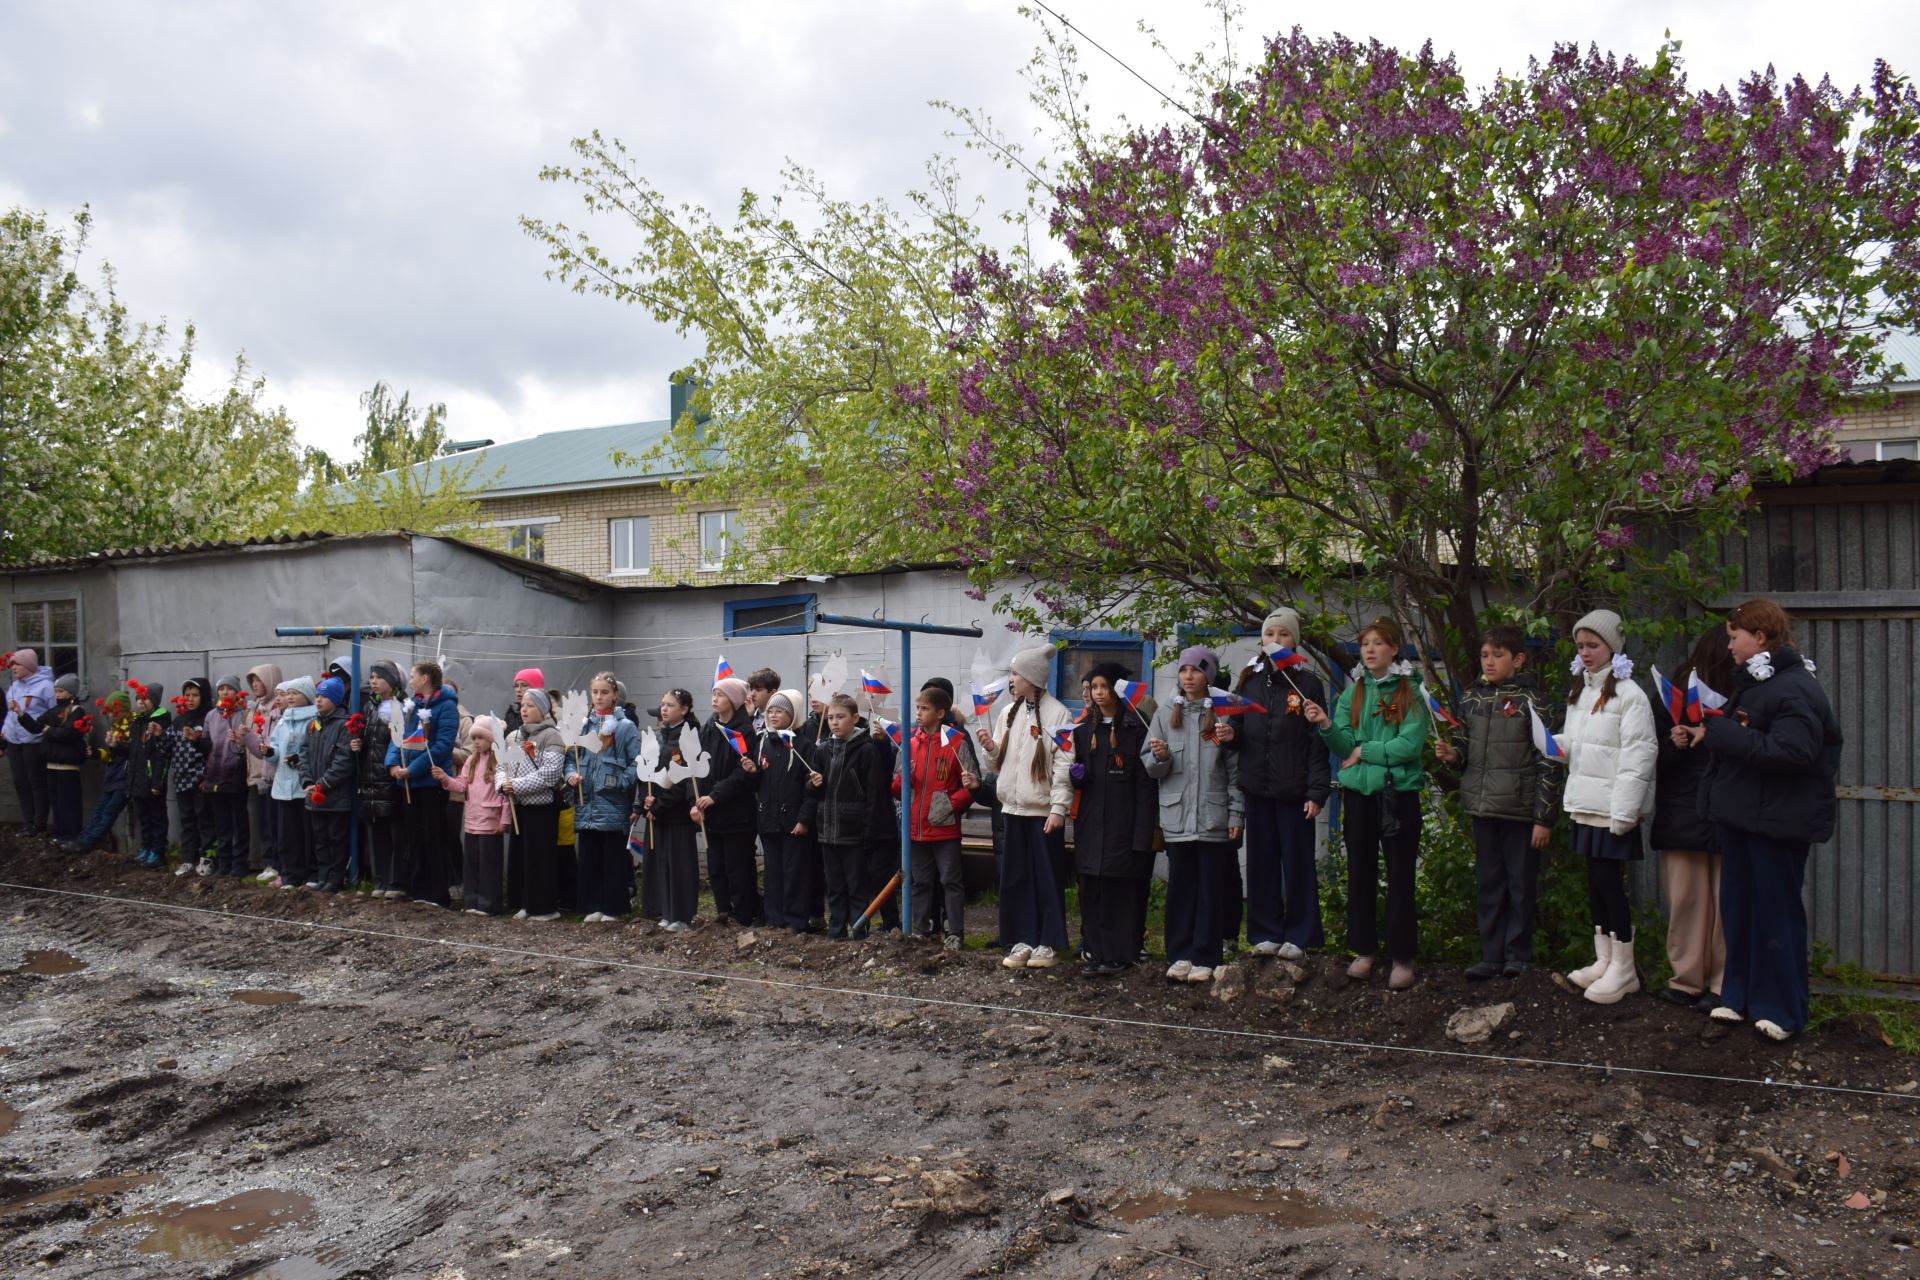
<box><xmin>669</xmin><ymin>371</ymin><xmax>710</xmax><ymax>436</ymax></box>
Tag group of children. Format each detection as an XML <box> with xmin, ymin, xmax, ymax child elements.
<box><xmin>1</xmin><ymin>592</ymin><xmax>1841</xmax><ymax>1041</ymax></box>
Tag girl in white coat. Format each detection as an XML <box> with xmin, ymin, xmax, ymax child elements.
<box><xmin>1554</xmin><ymin>608</ymin><xmax>1657</xmax><ymax>1004</ymax></box>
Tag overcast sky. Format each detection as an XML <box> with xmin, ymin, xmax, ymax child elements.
<box><xmin>4</xmin><ymin>1</ymin><xmax>1915</xmax><ymax>459</ymax></box>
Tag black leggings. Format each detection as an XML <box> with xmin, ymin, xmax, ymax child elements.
<box><xmin>1585</xmin><ymin>856</ymin><xmax>1634</xmax><ymax>941</ymax></box>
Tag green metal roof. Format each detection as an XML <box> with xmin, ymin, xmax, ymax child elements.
<box><xmin>1879</xmin><ymin>328</ymin><xmax>1920</xmax><ymax>389</ymax></box>
<box><xmin>409</xmin><ymin>418</ymin><xmax>683</xmax><ymax>496</ymax></box>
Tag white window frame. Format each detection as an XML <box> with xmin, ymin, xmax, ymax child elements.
<box><xmin>10</xmin><ymin>596</ymin><xmax>83</xmax><ymax>683</ymax></box>
<box><xmin>609</xmin><ymin>515</ymin><xmax>652</xmax><ymax>577</ymax></box>
<box><xmin>698</xmin><ymin>509</ymin><xmax>741</xmax><ymax>571</ymax></box>
<box><xmin>485</xmin><ymin>515</ymin><xmax>558</xmax><ymax>563</ymax></box>
<box><xmin>1876</xmin><ymin>438</ymin><xmax>1919</xmax><ymax>461</ymax></box>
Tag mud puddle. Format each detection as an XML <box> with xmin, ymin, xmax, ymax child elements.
<box><xmin>101</xmin><ymin>1189</ymin><xmax>315</xmax><ymax>1260</ymax></box>
<box><xmin>1111</xmin><ymin>1185</ymin><xmax>1366</xmax><ymax>1227</ymax></box>
<box><xmin>13</xmin><ymin>950</ymin><xmax>87</xmax><ymax>976</ymax></box>
<box><xmin>230</xmin><ymin>990</ymin><xmax>304</xmax><ymax>1005</ymax></box>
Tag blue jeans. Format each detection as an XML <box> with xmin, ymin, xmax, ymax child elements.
<box><xmin>76</xmin><ymin>786</ymin><xmax>129</xmax><ymax>848</ymax></box>
<box><xmin>1717</xmin><ymin>825</ymin><xmax>1810</xmax><ymax>1033</ymax></box>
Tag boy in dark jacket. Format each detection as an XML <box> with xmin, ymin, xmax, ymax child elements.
<box><xmin>806</xmin><ymin>694</ymin><xmax>887</xmax><ymax>939</ymax></box>
<box><xmin>70</xmin><ymin>689</ymin><xmax>134</xmax><ymax>854</ymax></box>
<box><xmin>168</xmin><ymin>678</ymin><xmax>216</xmax><ymax>874</ymax></box>
<box><xmin>299</xmin><ymin>676</ymin><xmax>358</xmax><ymax>892</ymax></box>
<box><xmin>127</xmin><ymin>682</ymin><xmax>170</xmax><ymax>867</ymax></box>
<box><xmin>1434</xmin><ymin>625</ymin><xmax>1560</xmax><ymax>979</ymax></box>
<box><xmin>747</xmin><ymin>689</ymin><xmax>820</xmax><ymax>932</ymax></box>
<box><xmin>22</xmin><ymin>674</ymin><xmax>89</xmax><ymax>842</ymax></box>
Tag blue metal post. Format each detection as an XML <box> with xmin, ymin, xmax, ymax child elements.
<box><xmin>898</xmin><ymin>629</ymin><xmax>912</xmax><ymax>935</ymax></box>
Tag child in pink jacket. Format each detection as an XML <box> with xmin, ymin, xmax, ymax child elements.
<box><xmin>434</xmin><ymin>715</ymin><xmax>510</xmax><ymax>915</ymax></box>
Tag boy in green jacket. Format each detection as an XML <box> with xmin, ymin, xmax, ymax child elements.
<box><xmin>1305</xmin><ymin>617</ymin><xmax>1430</xmax><ymax>989</ymax></box>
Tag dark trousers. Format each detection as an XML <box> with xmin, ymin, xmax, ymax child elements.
<box><xmin>7</xmin><ymin>741</ymin><xmax>50</xmax><ymax>830</ymax></box>
<box><xmin>1047</xmin><ymin>822</ymin><xmax>1072</xmax><ymax>943</ymax></box>
<box><xmin>47</xmin><ymin>766</ymin><xmax>83</xmax><ymax>840</ymax></box>
<box><xmin>463</xmin><ymin>830</ymin><xmax>505</xmax><ymax>914</ymax></box>
<box><xmin>1343</xmin><ymin>789</ymin><xmax>1422</xmax><ymax>963</ymax></box>
<box><xmin>821</xmin><ymin>840</ymin><xmax>869</xmax><ymax>938</ymax></box>
<box><xmin>1132</xmin><ymin>867</ymin><xmax>1154</xmax><ymax>960</ymax></box>
<box><xmin>135</xmin><ymin>793</ymin><xmax>169</xmax><ymax>856</ymax></box>
<box><xmin>248</xmin><ymin>788</ymin><xmax>274</xmax><ymax>869</ymax></box>
<box><xmin>1718</xmin><ymin>826</ymin><xmax>1811</xmax><ymax>1033</ymax></box>
<box><xmin>1079</xmin><ymin>873</ymin><xmax>1141</xmax><ymax>966</ymax></box>
<box><xmin>364</xmin><ymin>814</ymin><xmax>401</xmax><ymax>891</ymax></box>
<box><xmin>866</xmin><ymin>837</ymin><xmax>901</xmax><ymax>931</ymax></box>
<box><xmin>310</xmin><ymin>808</ymin><xmax>350</xmax><ymax>889</ymax></box>
<box><xmin>1473</xmin><ymin>816</ymin><xmax>1540</xmax><ymax>964</ymax></box>
<box><xmin>708</xmin><ymin>826</ymin><xmax>763</xmax><ymax>924</ymax></box>
<box><xmin>78</xmin><ymin>785</ymin><xmax>128</xmax><ymax>849</ymax></box>
<box><xmin>515</xmin><ymin>803</ymin><xmax>561</xmax><ymax>916</ymax></box>
<box><xmin>644</xmin><ymin>820</ymin><xmax>699</xmax><ymax>926</ymax></box>
<box><xmin>175</xmin><ymin>788</ymin><xmax>213</xmax><ymax>861</ymax></box>
<box><xmin>276</xmin><ymin>797</ymin><xmax>313</xmax><ymax>886</ymax></box>
<box><xmin>911</xmin><ymin>838</ymin><xmax>965</xmax><ymax>938</ymax></box>
<box><xmin>766</xmin><ymin>831</ymin><xmax>822</xmax><ymax>931</ymax></box>
<box><xmin>760</xmin><ymin>831</ymin><xmax>791</xmax><ymax>928</ymax></box>
<box><xmin>1245</xmin><ymin>794</ymin><xmax>1324</xmax><ymax>949</ymax></box>
<box><xmin>575</xmin><ymin>827</ymin><xmax>633</xmax><ymax>918</ymax></box>
<box><xmin>401</xmin><ymin>788</ymin><xmax>452</xmax><ymax>905</ymax></box>
<box><xmin>208</xmin><ymin>790</ymin><xmax>250</xmax><ymax>875</ymax></box>
<box><xmin>1165</xmin><ymin>840</ymin><xmax>1235</xmax><ymax>968</ymax></box>
<box><xmin>998</xmin><ymin>816</ymin><xmax>1070</xmax><ymax>951</ymax></box>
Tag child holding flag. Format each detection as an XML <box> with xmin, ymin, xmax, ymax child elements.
<box><xmin>891</xmin><ymin>684</ymin><xmax>976</xmax><ymax>947</ymax></box>
<box><xmin>698</xmin><ymin>674</ymin><xmax>763</xmax><ymax>925</ymax></box>
<box><xmin>1228</xmin><ymin>608</ymin><xmax>1332</xmax><ymax>961</ymax></box>
<box><xmin>1144</xmin><ymin>647</ymin><xmax>1243</xmax><ymax>983</ymax></box>
<box><xmin>807</xmin><ymin>693</ymin><xmax>886</xmax><ymax>939</ymax></box>
<box><xmin>979</xmin><ymin>646</ymin><xmax>1076</xmax><ymax>970</ymax></box>
<box><xmin>1432</xmin><ymin>625</ymin><xmax>1560</xmax><ymax>979</ymax></box>
<box><xmin>127</xmin><ymin>681</ymin><xmax>171</xmax><ymax>867</ymax></box>
<box><xmin>749</xmin><ymin>688</ymin><xmax>819</xmax><ymax>931</ymax></box>
<box><xmin>263</xmin><ymin>677</ymin><xmax>317</xmax><ymax>889</ymax></box>
<box><xmin>1549</xmin><ymin>609</ymin><xmax>1657</xmax><ymax>1005</ymax></box>
<box><xmin>71</xmin><ymin>688</ymin><xmax>133</xmax><ymax>854</ymax></box>
<box><xmin>435</xmin><ymin>714</ymin><xmax>511</xmax><ymax>914</ymax></box>
<box><xmin>298</xmin><ymin>676</ymin><xmax>356</xmax><ymax>892</ymax></box>
<box><xmin>1304</xmin><ymin>618</ymin><xmax>1430</xmax><ymax>989</ymax></box>
<box><xmin>167</xmin><ymin>678</ymin><xmax>216</xmax><ymax>875</ymax></box>
<box><xmin>1070</xmin><ymin>663</ymin><xmax>1156</xmax><ymax>974</ymax></box>
<box><xmin>1649</xmin><ymin>625</ymin><xmax>1735</xmax><ymax>1009</ymax></box>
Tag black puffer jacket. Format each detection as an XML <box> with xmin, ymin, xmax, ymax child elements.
<box><xmin>697</xmin><ymin>706</ymin><xmax>758</xmax><ymax>834</ymax></box>
<box><xmin>298</xmin><ymin>704</ymin><xmax>356</xmax><ymax>813</ymax></box>
<box><xmin>1227</xmin><ymin>663</ymin><xmax>1332</xmax><ymax>806</ymax></box>
<box><xmin>1698</xmin><ymin>647</ymin><xmax>1842</xmax><ymax>846</ymax></box>
<box><xmin>751</xmin><ymin>732</ymin><xmax>819</xmax><ymax>836</ymax></box>
<box><xmin>1651</xmin><ymin>668</ymin><xmax>1719</xmax><ymax>853</ymax></box>
<box><xmin>807</xmin><ymin>730</ymin><xmax>893</xmax><ymax>846</ymax></box>
<box><xmin>1068</xmin><ymin>715</ymin><xmax>1157</xmax><ymax>878</ymax></box>
<box><xmin>129</xmin><ymin>693</ymin><xmax>170</xmax><ymax>798</ymax></box>
<box><xmin>1451</xmin><ymin>671</ymin><xmax>1560</xmax><ymax>825</ymax></box>
<box><xmin>353</xmin><ymin>688</ymin><xmax>398</xmax><ymax>819</ymax></box>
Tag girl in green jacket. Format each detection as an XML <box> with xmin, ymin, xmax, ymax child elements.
<box><xmin>1305</xmin><ymin>616</ymin><xmax>1430</xmax><ymax>989</ymax></box>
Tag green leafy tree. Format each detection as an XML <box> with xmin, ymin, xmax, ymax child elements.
<box><xmin>520</xmin><ymin>137</ymin><xmax>985</xmax><ymax>574</ymax></box>
<box><xmin>0</xmin><ymin>206</ymin><xmax>305</xmax><ymax>562</ymax></box>
<box><xmin>272</xmin><ymin>380</ymin><xmax>487</xmax><ymax>538</ymax></box>
<box><xmin>916</xmin><ymin>33</ymin><xmax>1920</xmax><ymax>674</ymax></box>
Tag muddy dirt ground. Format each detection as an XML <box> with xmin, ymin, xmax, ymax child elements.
<box><xmin>1</xmin><ymin>831</ymin><xmax>1917</xmax><ymax>1279</ymax></box>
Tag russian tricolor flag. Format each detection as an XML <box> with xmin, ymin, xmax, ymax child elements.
<box><xmin>1266</xmin><ymin>646</ymin><xmax>1310</xmax><ymax>671</ymax></box>
<box><xmin>1206</xmin><ymin>687</ymin><xmax>1267</xmax><ymax>716</ymax></box>
<box><xmin>971</xmin><ymin>677</ymin><xmax>1005</xmax><ymax>717</ymax></box>
<box><xmin>1690</xmin><ymin>670</ymin><xmax>1727</xmax><ymax>718</ymax></box>
<box><xmin>878</xmin><ymin>718</ymin><xmax>904</xmax><ymax>746</ymax></box>
<box><xmin>860</xmin><ymin>670</ymin><xmax>891</xmax><ymax>697</ymax></box>
<box><xmin>1050</xmin><ymin>722</ymin><xmax>1078</xmax><ymax>751</ymax></box>
<box><xmin>722</xmin><ymin>727</ymin><xmax>749</xmax><ymax>756</ymax></box>
<box><xmin>939</xmin><ymin>723</ymin><xmax>963</xmax><ymax>747</ymax></box>
<box><xmin>1113</xmin><ymin>678</ymin><xmax>1150</xmax><ymax>709</ymax></box>
<box><xmin>713</xmin><ymin>656</ymin><xmax>735</xmax><ymax>686</ymax></box>
<box><xmin>1528</xmin><ymin>702</ymin><xmax>1564</xmax><ymax>759</ymax></box>
<box><xmin>1421</xmin><ymin>685</ymin><xmax>1461</xmax><ymax>728</ymax></box>
<box><xmin>1653</xmin><ymin>669</ymin><xmax>1692</xmax><ymax>725</ymax></box>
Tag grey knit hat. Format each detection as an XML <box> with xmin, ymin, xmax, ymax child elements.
<box><xmin>1571</xmin><ymin>608</ymin><xmax>1625</xmax><ymax>654</ymax></box>
<box><xmin>1008</xmin><ymin>645</ymin><xmax>1053</xmax><ymax>691</ymax></box>
<box><xmin>1262</xmin><ymin>607</ymin><xmax>1302</xmax><ymax>640</ymax></box>
<box><xmin>53</xmin><ymin>673</ymin><xmax>82</xmax><ymax>699</ymax></box>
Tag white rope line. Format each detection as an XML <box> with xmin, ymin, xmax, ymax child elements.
<box><xmin>5</xmin><ymin>880</ymin><xmax>1910</xmax><ymax>1103</ymax></box>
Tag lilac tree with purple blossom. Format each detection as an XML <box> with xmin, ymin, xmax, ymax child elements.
<box><xmin>916</xmin><ymin>33</ymin><xmax>1920</xmax><ymax>674</ymax></box>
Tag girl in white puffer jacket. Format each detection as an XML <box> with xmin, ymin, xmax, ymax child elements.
<box><xmin>1553</xmin><ymin>608</ymin><xmax>1657</xmax><ymax>1005</ymax></box>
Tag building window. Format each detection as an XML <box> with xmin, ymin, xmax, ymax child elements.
<box><xmin>724</xmin><ymin>593</ymin><xmax>816</xmax><ymax>638</ymax></box>
<box><xmin>610</xmin><ymin>516</ymin><xmax>651</xmax><ymax>575</ymax></box>
<box><xmin>11</xmin><ymin>599</ymin><xmax>81</xmax><ymax>681</ymax></box>
<box><xmin>699</xmin><ymin>509</ymin><xmax>741</xmax><ymax>569</ymax></box>
<box><xmin>1880</xmin><ymin>438</ymin><xmax>1919</xmax><ymax>461</ymax></box>
<box><xmin>487</xmin><ymin>516</ymin><xmax>557</xmax><ymax>563</ymax></box>
<box><xmin>1050</xmin><ymin>630</ymin><xmax>1152</xmax><ymax>712</ymax></box>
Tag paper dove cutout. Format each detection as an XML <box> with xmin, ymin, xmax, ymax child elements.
<box><xmin>666</xmin><ymin>720</ymin><xmax>711</xmax><ymax>784</ymax></box>
<box><xmin>554</xmin><ymin>690</ymin><xmax>602</xmax><ymax>754</ymax></box>
<box><xmin>807</xmin><ymin>651</ymin><xmax>848</xmax><ymax>707</ymax></box>
<box><xmin>635</xmin><ymin>728</ymin><xmax>666</xmax><ymax>786</ymax></box>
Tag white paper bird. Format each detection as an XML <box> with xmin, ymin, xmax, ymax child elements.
<box><xmin>807</xmin><ymin>651</ymin><xmax>848</xmax><ymax>708</ymax></box>
<box><xmin>553</xmin><ymin>689</ymin><xmax>602</xmax><ymax>754</ymax></box>
<box><xmin>672</xmin><ymin>720</ymin><xmax>710</xmax><ymax>783</ymax></box>
<box><xmin>635</xmin><ymin>728</ymin><xmax>666</xmax><ymax>785</ymax></box>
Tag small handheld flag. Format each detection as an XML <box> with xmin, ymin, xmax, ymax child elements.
<box><xmin>860</xmin><ymin>670</ymin><xmax>891</xmax><ymax>697</ymax></box>
<box><xmin>878</xmin><ymin>718</ymin><xmax>904</xmax><ymax>746</ymax></box>
<box><xmin>1205</xmin><ymin>687</ymin><xmax>1268</xmax><ymax>716</ymax></box>
<box><xmin>1528</xmin><ymin>702</ymin><xmax>1564</xmax><ymax>760</ymax></box>
<box><xmin>713</xmin><ymin>656</ymin><xmax>735</xmax><ymax>687</ymax></box>
<box><xmin>722</xmin><ymin>727</ymin><xmax>749</xmax><ymax>756</ymax></box>
<box><xmin>1113</xmin><ymin>678</ymin><xmax>1150</xmax><ymax>709</ymax></box>
<box><xmin>970</xmin><ymin>677</ymin><xmax>1006</xmax><ymax>718</ymax></box>
<box><xmin>1421</xmin><ymin>685</ymin><xmax>1462</xmax><ymax>729</ymax></box>
<box><xmin>1266</xmin><ymin>646</ymin><xmax>1310</xmax><ymax>671</ymax></box>
<box><xmin>1051</xmin><ymin>722</ymin><xmax>1078</xmax><ymax>751</ymax></box>
<box><xmin>939</xmin><ymin>723</ymin><xmax>963</xmax><ymax>747</ymax></box>
<box><xmin>1689</xmin><ymin>670</ymin><xmax>1727</xmax><ymax>717</ymax></box>
<box><xmin>1653</xmin><ymin>669</ymin><xmax>1692</xmax><ymax>725</ymax></box>
<box><xmin>628</xmin><ymin>829</ymin><xmax>648</xmax><ymax>862</ymax></box>
<box><xmin>775</xmin><ymin>728</ymin><xmax>797</xmax><ymax>746</ymax></box>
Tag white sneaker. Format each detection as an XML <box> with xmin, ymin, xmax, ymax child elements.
<box><xmin>1755</xmin><ymin>1019</ymin><xmax>1791</xmax><ymax>1041</ymax></box>
<box><xmin>464</xmin><ymin>908</ymin><xmax>487</xmax><ymax>916</ymax></box>
<box><xmin>174</xmin><ymin>861</ymin><xmax>193</xmax><ymax>877</ymax></box>
<box><xmin>277</xmin><ymin>880</ymin><xmax>296</xmax><ymax>891</ymax></box>
<box><xmin>512</xmin><ymin>909</ymin><xmax>528</xmax><ymax>920</ymax></box>
<box><xmin>1277</xmin><ymin>942</ymin><xmax>1305</xmax><ymax>961</ymax></box>
<box><xmin>1001</xmin><ymin>943</ymin><xmax>1033</xmax><ymax>970</ymax></box>
<box><xmin>1026</xmin><ymin>945</ymin><xmax>1057</xmax><ymax>969</ymax></box>
<box><xmin>1709</xmin><ymin>1005</ymin><xmax>1744</xmax><ymax>1023</ymax></box>
<box><xmin>529</xmin><ymin>912</ymin><xmax>560</xmax><ymax>922</ymax></box>
<box><xmin>303</xmin><ymin>881</ymin><xmax>322</xmax><ymax>890</ymax></box>
<box><xmin>255</xmin><ymin>869</ymin><xmax>277</xmax><ymax>883</ymax></box>
<box><xmin>1251</xmin><ymin>941</ymin><xmax>1281</xmax><ymax>957</ymax></box>
<box><xmin>195</xmin><ymin>858</ymin><xmax>213</xmax><ymax>877</ymax></box>
<box><xmin>582</xmin><ymin>912</ymin><xmax>603</xmax><ymax>923</ymax></box>
<box><xmin>1166</xmin><ymin>960</ymin><xmax>1193</xmax><ymax>981</ymax></box>
<box><xmin>666</xmin><ymin>921</ymin><xmax>691</xmax><ymax>933</ymax></box>
<box><xmin>658</xmin><ymin>918</ymin><xmax>670</xmax><ymax>928</ymax></box>
<box><xmin>1187</xmin><ymin>966</ymin><xmax>1214</xmax><ymax>983</ymax></box>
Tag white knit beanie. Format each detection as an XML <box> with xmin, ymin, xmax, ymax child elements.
<box><xmin>1008</xmin><ymin>645</ymin><xmax>1053</xmax><ymax>691</ymax></box>
<box><xmin>1571</xmin><ymin>608</ymin><xmax>1625</xmax><ymax>654</ymax></box>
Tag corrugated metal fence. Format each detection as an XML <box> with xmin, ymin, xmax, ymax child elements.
<box><xmin>1718</xmin><ymin>471</ymin><xmax>1920</xmax><ymax>978</ymax></box>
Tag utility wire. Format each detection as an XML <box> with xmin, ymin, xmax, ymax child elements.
<box><xmin>1029</xmin><ymin>0</ymin><xmax>1207</xmax><ymax>126</ymax></box>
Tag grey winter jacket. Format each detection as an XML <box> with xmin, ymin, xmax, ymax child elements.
<box><xmin>1143</xmin><ymin>699</ymin><xmax>1242</xmax><ymax>843</ymax></box>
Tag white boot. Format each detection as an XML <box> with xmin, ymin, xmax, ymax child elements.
<box><xmin>1584</xmin><ymin>933</ymin><xmax>1641</xmax><ymax>1004</ymax></box>
<box><xmin>1567</xmin><ymin>927</ymin><xmax>1608</xmax><ymax>989</ymax></box>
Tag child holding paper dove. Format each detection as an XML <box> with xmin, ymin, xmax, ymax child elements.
<box><xmin>568</xmin><ymin>673</ymin><xmax>644</xmax><ymax>922</ymax></box>
<box><xmin>500</xmin><ymin>687</ymin><xmax>567</xmax><ymax>921</ymax></box>
<box><xmin>435</xmin><ymin>714</ymin><xmax>510</xmax><ymax>914</ymax></box>
<box><xmin>750</xmin><ymin>688</ymin><xmax>818</xmax><ymax>931</ymax></box>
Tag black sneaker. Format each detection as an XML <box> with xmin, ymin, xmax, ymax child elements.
<box><xmin>1659</xmin><ymin>986</ymin><xmax>1701</xmax><ymax>1007</ymax></box>
<box><xmin>1501</xmin><ymin>961</ymin><xmax>1529</xmax><ymax>978</ymax></box>
<box><xmin>1464</xmin><ymin>961</ymin><xmax>1500</xmax><ymax>981</ymax></box>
